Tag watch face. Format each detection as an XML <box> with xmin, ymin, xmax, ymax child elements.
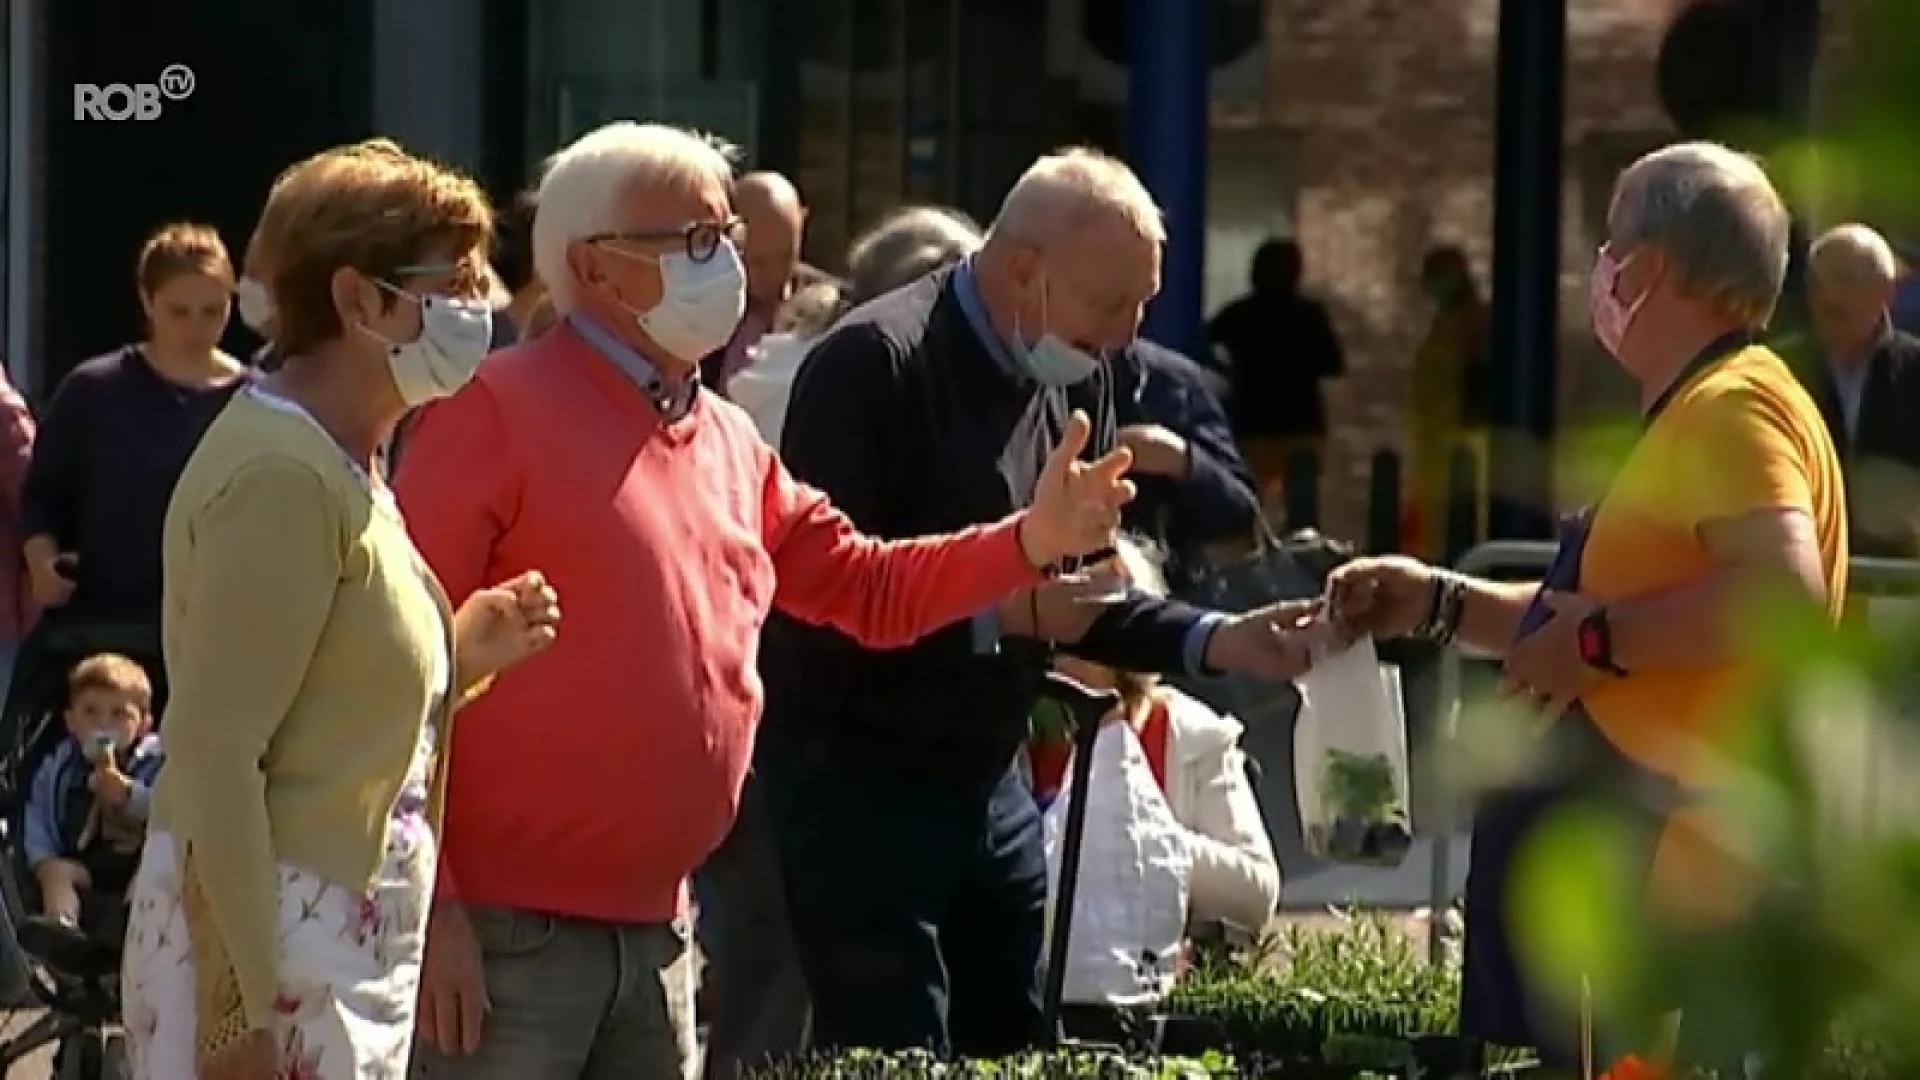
<box><xmin>1577</xmin><ymin>620</ymin><xmax>1604</xmax><ymax>664</ymax></box>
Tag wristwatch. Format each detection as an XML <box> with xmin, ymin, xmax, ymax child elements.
<box><xmin>1576</xmin><ymin>607</ymin><xmax>1628</xmax><ymax>677</ymax></box>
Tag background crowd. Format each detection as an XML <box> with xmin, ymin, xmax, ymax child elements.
<box><xmin>0</xmin><ymin>95</ymin><xmax>1912</xmax><ymax>1080</ymax></box>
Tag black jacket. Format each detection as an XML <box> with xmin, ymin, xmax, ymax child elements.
<box><xmin>1781</xmin><ymin>328</ymin><xmax>1920</xmax><ymax>557</ymax></box>
<box><xmin>1089</xmin><ymin>341</ymin><xmax>1258</xmax><ymax>582</ymax></box>
<box><xmin>761</xmin><ymin>268</ymin><xmax>1218</xmax><ymax>779</ymax></box>
<box><xmin>1205</xmin><ymin>291</ymin><xmax>1344</xmax><ymax>439</ymax></box>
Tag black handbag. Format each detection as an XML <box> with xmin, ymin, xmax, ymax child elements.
<box><xmin>1171</xmin><ymin>523</ymin><xmax>1346</xmax><ymax>726</ymax></box>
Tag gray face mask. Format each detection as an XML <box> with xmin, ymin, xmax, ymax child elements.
<box><xmin>1011</xmin><ymin>270</ymin><xmax>1099</xmax><ymax>387</ymax></box>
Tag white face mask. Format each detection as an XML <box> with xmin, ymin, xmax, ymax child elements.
<box><xmin>235</xmin><ymin>277</ymin><xmax>274</xmax><ymax>333</ymax></box>
<box><xmin>611</xmin><ymin>238</ymin><xmax>748</xmax><ymax>362</ymax></box>
<box><xmin>1011</xmin><ymin>270</ymin><xmax>1100</xmax><ymax>387</ymax></box>
<box><xmin>364</xmin><ymin>284</ymin><xmax>494</xmax><ymax>406</ymax></box>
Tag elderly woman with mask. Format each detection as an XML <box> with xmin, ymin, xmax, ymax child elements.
<box><xmin>120</xmin><ymin>138</ymin><xmax>561</xmax><ymax>1080</ymax></box>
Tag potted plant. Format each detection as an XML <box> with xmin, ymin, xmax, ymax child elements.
<box><xmin>1311</xmin><ymin>750</ymin><xmax>1413</xmax><ymax>866</ymax></box>
<box><xmin>744</xmin><ymin>1049</ymin><xmax>1235</xmax><ymax>1078</ymax></box>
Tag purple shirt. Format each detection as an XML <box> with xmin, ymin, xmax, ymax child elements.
<box><xmin>20</xmin><ymin>347</ymin><xmax>246</xmax><ymax>622</ymax></box>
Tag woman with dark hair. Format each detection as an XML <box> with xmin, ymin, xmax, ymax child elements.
<box><xmin>19</xmin><ymin>223</ymin><xmax>250</xmax><ymax>691</ymax></box>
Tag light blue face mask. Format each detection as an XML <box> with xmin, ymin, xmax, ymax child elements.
<box><xmin>1011</xmin><ymin>271</ymin><xmax>1100</xmax><ymax>387</ymax></box>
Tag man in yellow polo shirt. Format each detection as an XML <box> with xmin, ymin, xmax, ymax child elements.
<box><xmin>1326</xmin><ymin>141</ymin><xmax>1846</xmax><ymax>1067</ymax></box>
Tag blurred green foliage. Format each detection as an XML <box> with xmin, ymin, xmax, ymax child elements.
<box><xmin>1447</xmin><ymin>565</ymin><xmax>1920</xmax><ymax>1075</ymax></box>
<box><xmin>1765</xmin><ymin>0</ymin><xmax>1920</xmax><ymax>230</ymax></box>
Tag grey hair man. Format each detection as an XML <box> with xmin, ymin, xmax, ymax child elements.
<box><xmin>757</xmin><ymin>147</ymin><xmax>1319</xmax><ymax>1058</ymax></box>
<box><xmin>1325</xmin><ymin>141</ymin><xmax>1848</xmax><ymax>1069</ymax></box>
<box><xmin>1797</xmin><ymin>222</ymin><xmax>1920</xmax><ymax>554</ymax></box>
<box><xmin>405</xmin><ymin>122</ymin><xmax>1140</xmax><ymax>1080</ymax></box>
<box><xmin>1807</xmin><ymin>223</ymin><xmax>1897</xmax><ymax>435</ymax></box>
<box><xmin>846</xmin><ymin>206</ymin><xmax>983</xmax><ymax>306</ymax></box>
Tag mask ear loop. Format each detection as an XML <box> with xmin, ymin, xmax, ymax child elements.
<box><xmin>365</xmin><ymin>278</ymin><xmax>432</xmax><ymax>351</ymax></box>
<box><xmin>1038</xmin><ymin>267</ymin><xmax>1054</xmax><ymax>339</ymax></box>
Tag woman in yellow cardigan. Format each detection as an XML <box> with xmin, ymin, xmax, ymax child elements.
<box><xmin>119</xmin><ymin>140</ymin><xmax>561</xmax><ymax>1080</ymax></box>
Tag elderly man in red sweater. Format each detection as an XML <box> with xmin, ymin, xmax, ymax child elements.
<box><xmin>394</xmin><ymin>121</ymin><xmax>1136</xmax><ymax>1080</ymax></box>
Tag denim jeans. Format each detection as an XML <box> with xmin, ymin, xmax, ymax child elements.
<box><xmin>410</xmin><ymin>907</ymin><xmax>695</xmax><ymax>1080</ymax></box>
<box><xmin>759</xmin><ymin>718</ymin><xmax>1050</xmax><ymax>1058</ymax></box>
<box><xmin>697</xmin><ymin>775</ymin><xmax>812</xmax><ymax>1078</ymax></box>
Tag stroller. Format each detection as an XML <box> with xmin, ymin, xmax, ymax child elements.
<box><xmin>0</xmin><ymin>615</ymin><xmax>163</xmax><ymax>1080</ymax></box>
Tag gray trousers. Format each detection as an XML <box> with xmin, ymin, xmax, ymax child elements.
<box><xmin>412</xmin><ymin>906</ymin><xmax>696</xmax><ymax>1080</ymax></box>
<box><xmin>698</xmin><ymin>778</ymin><xmax>811</xmax><ymax>1079</ymax></box>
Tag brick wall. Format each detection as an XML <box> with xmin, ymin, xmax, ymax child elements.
<box><xmin>1255</xmin><ymin>0</ymin><xmax>1690</xmax><ymax>541</ymax></box>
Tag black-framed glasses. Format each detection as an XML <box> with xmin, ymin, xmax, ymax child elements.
<box><xmin>589</xmin><ymin>217</ymin><xmax>743</xmax><ymax>264</ymax></box>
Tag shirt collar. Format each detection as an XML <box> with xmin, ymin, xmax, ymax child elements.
<box><xmin>952</xmin><ymin>259</ymin><xmax>1026</xmax><ymax>380</ymax></box>
<box><xmin>1830</xmin><ymin>315</ymin><xmax>1893</xmax><ymax>374</ymax></box>
<box><xmin>1643</xmin><ymin>328</ymin><xmax>1756</xmax><ymax>426</ymax></box>
<box><xmin>568</xmin><ymin>312</ymin><xmax>701</xmax><ymax>421</ymax></box>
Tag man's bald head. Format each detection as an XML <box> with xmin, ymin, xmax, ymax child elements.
<box><xmin>738</xmin><ymin>171</ymin><xmax>803</xmax><ymax>217</ymax></box>
<box><xmin>1809</xmin><ymin>222</ymin><xmax>1898</xmax><ymax>361</ymax></box>
<box><xmin>737</xmin><ymin>171</ymin><xmax>806</xmax><ymax>308</ymax></box>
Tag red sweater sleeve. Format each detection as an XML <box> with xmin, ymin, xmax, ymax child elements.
<box><xmin>762</xmin><ymin>452</ymin><xmax>1043</xmax><ymax>649</ymax></box>
<box><xmin>393</xmin><ymin>383</ymin><xmax>520</xmax><ymax>608</ymax></box>
<box><xmin>393</xmin><ymin>381</ymin><xmax>522</xmax><ymax>905</ymax></box>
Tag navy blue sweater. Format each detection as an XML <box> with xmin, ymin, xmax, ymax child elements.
<box><xmin>1096</xmin><ymin>340</ymin><xmax>1259</xmax><ymax>581</ymax></box>
<box><xmin>760</xmin><ymin>268</ymin><xmax>1214</xmax><ymax>779</ymax></box>
<box><xmin>20</xmin><ymin>347</ymin><xmax>245</xmax><ymax>624</ymax></box>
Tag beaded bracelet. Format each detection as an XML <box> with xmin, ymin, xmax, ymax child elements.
<box><xmin>1414</xmin><ymin>570</ymin><xmax>1468</xmax><ymax>646</ymax></box>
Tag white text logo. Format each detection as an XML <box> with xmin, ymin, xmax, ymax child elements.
<box><xmin>73</xmin><ymin>64</ymin><xmax>195</xmax><ymax>122</ymax></box>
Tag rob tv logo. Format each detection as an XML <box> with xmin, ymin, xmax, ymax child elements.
<box><xmin>73</xmin><ymin>64</ymin><xmax>195</xmax><ymax>121</ymax></box>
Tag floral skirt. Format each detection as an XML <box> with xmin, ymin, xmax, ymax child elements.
<box><xmin>120</xmin><ymin>812</ymin><xmax>436</xmax><ymax>1080</ymax></box>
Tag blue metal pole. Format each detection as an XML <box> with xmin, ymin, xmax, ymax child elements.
<box><xmin>1128</xmin><ymin>0</ymin><xmax>1209</xmax><ymax>358</ymax></box>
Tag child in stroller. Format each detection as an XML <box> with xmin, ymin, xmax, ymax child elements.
<box><xmin>16</xmin><ymin>653</ymin><xmax>163</xmax><ymax>973</ymax></box>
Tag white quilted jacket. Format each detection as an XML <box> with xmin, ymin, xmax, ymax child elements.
<box><xmin>1042</xmin><ymin>687</ymin><xmax>1281</xmax><ymax>1006</ymax></box>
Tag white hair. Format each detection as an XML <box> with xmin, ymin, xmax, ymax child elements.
<box><xmin>531</xmin><ymin>121</ymin><xmax>738</xmax><ymax>313</ymax></box>
<box><xmin>1810</xmin><ymin>223</ymin><xmax>1898</xmax><ymax>290</ymax></box>
<box><xmin>1613</xmin><ymin>140</ymin><xmax>1790</xmax><ymax>326</ymax></box>
<box><xmin>987</xmin><ymin>148</ymin><xmax>1166</xmax><ymax>250</ymax></box>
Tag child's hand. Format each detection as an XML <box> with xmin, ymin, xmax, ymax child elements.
<box><xmin>89</xmin><ymin>764</ymin><xmax>132</xmax><ymax>809</ymax></box>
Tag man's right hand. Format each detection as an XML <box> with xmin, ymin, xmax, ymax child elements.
<box><xmin>418</xmin><ymin>903</ymin><xmax>489</xmax><ymax>1055</ymax></box>
<box><xmin>28</xmin><ymin>553</ymin><xmax>74</xmax><ymax>608</ymax></box>
<box><xmin>1325</xmin><ymin>555</ymin><xmax>1437</xmax><ymax>640</ymax></box>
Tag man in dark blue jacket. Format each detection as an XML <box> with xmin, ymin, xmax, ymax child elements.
<box><xmin>1095</xmin><ymin>340</ymin><xmax>1259</xmax><ymax>584</ymax></box>
<box><xmin>758</xmin><ymin>148</ymin><xmax>1314</xmax><ymax>1060</ymax></box>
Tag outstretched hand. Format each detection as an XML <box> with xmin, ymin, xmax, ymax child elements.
<box><xmin>1019</xmin><ymin>410</ymin><xmax>1137</xmax><ymax>569</ymax></box>
<box><xmin>1202</xmin><ymin>598</ymin><xmax>1326</xmax><ymax>680</ymax></box>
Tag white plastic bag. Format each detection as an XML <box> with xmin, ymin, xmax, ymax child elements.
<box><xmin>1042</xmin><ymin>723</ymin><xmax>1193</xmax><ymax>1006</ymax></box>
<box><xmin>1292</xmin><ymin>635</ymin><xmax>1414</xmax><ymax>866</ymax></box>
